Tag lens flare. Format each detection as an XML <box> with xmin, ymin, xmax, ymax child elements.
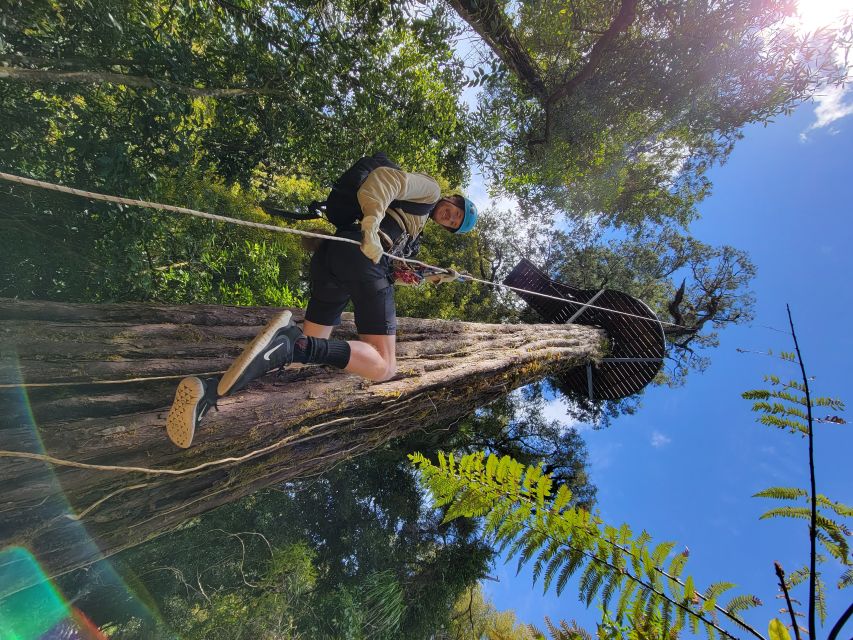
<box><xmin>1</xmin><ymin>354</ymin><xmax>164</xmax><ymax>637</ymax></box>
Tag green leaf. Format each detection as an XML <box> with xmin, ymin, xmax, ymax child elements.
<box><xmin>769</xmin><ymin>619</ymin><xmax>791</xmax><ymax>640</ymax></box>
<box><xmin>753</xmin><ymin>487</ymin><xmax>807</xmax><ymax>501</ymax></box>
<box><xmin>683</xmin><ymin>575</ymin><xmax>695</xmax><ymax>602</ymax></box>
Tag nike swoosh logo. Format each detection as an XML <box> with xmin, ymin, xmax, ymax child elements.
<box><xmin>263</xmin><ymin>343</ymin><xmax>284</xmax><ymax>361</ymax></box>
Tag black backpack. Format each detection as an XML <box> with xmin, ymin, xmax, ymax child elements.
<box><xmin>322</xmin><ymin>152</ymin><xmax>436</xmax><ymax>228</ymax></box>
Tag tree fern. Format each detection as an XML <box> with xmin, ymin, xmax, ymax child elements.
<box><xmin>410</xmin><ymin>451</ymin><xmax>760</xmax><ymax>640</ymax></box>
<box><xmin>743</xmin><ymin>307</ymin><xmax>851</xmax><ymax>640</ymax></box>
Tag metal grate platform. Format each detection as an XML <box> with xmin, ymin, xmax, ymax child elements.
<box><xmin>503</xmin><ymin>259</ymin><xmax>665</xmax><ymax>401</ymax></box>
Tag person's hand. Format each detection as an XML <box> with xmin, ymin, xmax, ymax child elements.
<box><xmin>424</xmin><ymin>268</ymin><xmax>460</xmax><ymax>284</ymax></box>
<box><xmin>360</xmin><ymin>217</ymin><xmax>384</xmax><ymax>263</ymax></box>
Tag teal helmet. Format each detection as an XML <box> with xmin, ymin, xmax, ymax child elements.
<box><xmin>455</xmin><ymin>196</ymin><xmax>478</xmax><ymax>234</ymax></box>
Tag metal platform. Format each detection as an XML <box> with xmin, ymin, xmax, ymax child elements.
<box><xmin>503</xmin><ymin>259</ymin><xmax>665</xmax><ymax>401</ymax></box>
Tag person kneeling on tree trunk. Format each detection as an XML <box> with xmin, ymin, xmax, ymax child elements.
<box><xmin>166</xmin><ymin>156</ymin><xmax>478</xmax><ymax>448</ymax></box>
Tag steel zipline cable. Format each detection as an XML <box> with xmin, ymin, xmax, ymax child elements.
<box><xmin>0</xmin><ymin>170</ymin><xmax>690</xmax><ymax>331</ymax></box>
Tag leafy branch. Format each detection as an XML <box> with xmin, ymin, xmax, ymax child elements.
<box><xmin>743</xmin><ymin>305</ymin><xmax>851</xmax><ymax>640</ymax></box>
<box><xmin>410</xmin><ymin>451</ymin><xmax>764</xmax><ymax>640</ymax></box>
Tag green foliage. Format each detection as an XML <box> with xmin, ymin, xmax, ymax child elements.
<box><xmin>446</xmin><ymin>584</ymin><xmax>539</xmax><ymax>639</ymax></box>
<box><xmin>529</xmin><ymin>615</ymin><xmax>592</xmax><ymax>640</ymax></box>
<box><xmin>0</xmin><ymin>0</ymin><xmax>473</xmax><ymax>305</ymax></box>
<box><xmin>472</xmin><ymin>0</ymin><xmax>850</xmax><ymax>229</ymax></box>
<box><xmin>410</xmin><ymin>451</ymin><xmax>761</xmax><ymax>640</ymax></box>
<box><xmin>742</xmin><ymin>325</ymin><xmax>851</xmax><ymax>637</ymax></box>
<box><xmin>744</xmin><ymin>378</ymin><xmax>852</xmax><ymax>570</ymax></box>
<box><xmin>58</xmin><ymin>449</ymin><xmax>493</xmax><ymax>639</ymax></box>
<box><xmin>768</xmin><ymin>618</ymin><xmax>791</xmax><ymax>640</ymax></box>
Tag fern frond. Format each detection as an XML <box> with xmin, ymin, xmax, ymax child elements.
<box><xmin>816</xmin><ymin>494</ymin><xmax>853</xmax><ymax>518</ymax></box>
<box><xmin>815</xmin><ymin>574</ymin><xmax>827</xmax><ymax>625</ymax></box>
<box><xmin>577</xmin><ymin>560</ymin><xmax>598</xmax><ymax>606</ymax></box>
<box><xmin>672</xmin><ymin>600</ymin><xmax>688</xmax><ymax>638</ymax></box>
<box><xmin>689</xmin><ymin>599</ymin><xmax>700</xmax><ymax>636</ymax></box>
<box><xmin>759</xmin><ymin>506</ymin><xmax>811</xmax><ymax>521</ymax></box>
<box><xmin>545</xmin><ymin>615</ymin><xmax>560</xmax><ymax>639</ymax></box>
<box><xmin>643</xmin><ymin>589</ymin><xmax>661</xmax><ymax>634</ymax></box>
<box><xmin>533</xmin><ymin>538</ymin><xmax>564</xmax><ymax>587</ymax></box>
<box><xmin>583</xmin><ymin>565</ymin><xmax>605</xmax><ymax>607</ymax></box>
<box><xmin>751</xmin><ymin>400</ymin><xmax>808</xmax><ymax>420</ymax></box>
<box><xmin>753</xmin><ymin>487</ymin><xmax>808</xmax><ymax>501</ymax></box>
<box><xmin>816</xmin><ymin>513</ymin><xmax>853</xmax><ymax>536</ymax></box>
<box><xmin>700</xmin><ymin>581</ymin><xmax>735</xmax><ymax>615</ymax></box>
<box><xmin>786</xmin><ymin>566</ymin><xmax>809</xmax><ymax>588</ymax></box>
<box><xmin>666</xmin><ymin>550</ymin><xmax>689</xmax><ymax>598</ymax></box>
<box><xmin>555</xmin><ymin>546</ymin><xmax>587</xmax><ymax>596</ymax></box>
<box><xmin>815</xmin><ymin>528</ymin><xmax>848</xmax><ymax>564</ymax></box>
<box><xmin>683</xmin><ymin>575</ymin><xmax>696</xmax><ymax>604</ymax></box>
<box><xmin>614</xmin><ymin>573</ymin><xmax>638</xmax><ymax>621</ymax></box>
<box><xmin>600</xmin><ymin>566</ymin><xmax>624</xmax><ymax>612</ymax></box>
<box><xmin>769</xmin><ymin>389</ymin><xmax>808</xmax><ymax>405</ymax></box>
<box><xmin>661</xmin><ymin>599</ymin><xmax>673</xmax><ymax>640</ymax></box>
<box><xmin>838</xmin><ymin>568</ymin><xmax>852</xmax><ymax>589</ymax></box>
<box><xmin>780</xmin><ymin>379</ymin><xmax>806</xmax><ymax>393</ymax></box>
<box><xmin>813</xmin><ymin>396</ymin><xmax>845</xmax><ymax>410</ymax></box>
<box><xmin>742</xmin><ymin>389</ymin><xmax>771</xmax><ymax>400</ymax></box>
<box><xmin>703</xmin><ymin>614</ymin><xmax>717</xmax><ymax>640</ymax></box>
<box><xmin>650</xmin><ymin>541</ymin><xmax>677</xmax><ymax>574</ymax></box>
<box><xmin>723</xmin><ymin>594</ymin><xmax>762</xmax><ymax>619</ymax></box>
<box><xmin>758</xmin><ymin>414</ymin><xmax>808</xmax><ymax>434</ymax></box>
<box><xmin>542</xmin><ymin>547</ymin><xmax>571</xmax><ymax>593</ymax></box>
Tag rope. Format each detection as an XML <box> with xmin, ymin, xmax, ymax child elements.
<box><xmin>0</xmin><ymin>371</ymin><xmax>226</xmax><ymax>389</ymax></box>
<box><xmin>0</xmin><ymin>170</ymin><xmax>689</xmax><ymax>330</ymax></box>
<box><xmin>0</xmin><ymin>415</ymin><xmax>353</xmax><ymax>475</ymax></box>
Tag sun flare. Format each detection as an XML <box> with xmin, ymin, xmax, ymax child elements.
<box><xmin>794</xmin><ymin>0</ymin><xmax>853</xmax><ymax>31</ymax></box>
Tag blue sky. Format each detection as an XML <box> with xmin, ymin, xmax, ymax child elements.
<box><xmin>482</xmin><ymin>94</ymin><xmax>853</xmax><ymax>636</ymax></box>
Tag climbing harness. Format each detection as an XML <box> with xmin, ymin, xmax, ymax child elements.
<box><xmin>0</xmin><ymin>170</ymin><xmax>690</xmax><ymax>331</ymax></box>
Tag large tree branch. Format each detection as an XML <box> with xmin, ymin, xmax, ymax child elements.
<box><xmin>445</xmin><ymin>0</ymin><xmax>547</xmax><ymax>100</ymax></box>
<box><xmin>452</xmin><ymin>0</ymin><xmax>639</xmax><ymax>145</ymax></box>
<box><xmin>546</xmin><ymin>0</ymin><xmax>639</xmax><ymax>106</ymax></box>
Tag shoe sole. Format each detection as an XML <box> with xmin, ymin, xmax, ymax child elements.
<box><xmin>218</xmin><ymin>310</ymin><xmax>293</xmax><ymax>397</ymax></box>
<box><xmin>167</xmin><ymin>376</ymin><xmax>204</xmax><ymax>449</ymax></box>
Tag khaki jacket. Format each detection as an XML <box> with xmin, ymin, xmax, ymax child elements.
<box><xmin>356</xmin><ymin>166</ymin><xmax>441</xmax><ymax>239</ymax></box>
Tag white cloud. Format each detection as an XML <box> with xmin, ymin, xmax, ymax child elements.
<box><xmin>650</xmin><ymin>431</ymin><xmax>672</xmax><ymax>448</ymax></box>
<box><xmin>801</xmin><ymin>84</ymin><xmax>853</xmax><ymax>140</ymax></box>
<box><xmin>540</xmin><ymin>397</ymin><xmax>585</xmax><ymax>432</ymax></box>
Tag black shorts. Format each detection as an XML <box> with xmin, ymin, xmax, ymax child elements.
<box><xmin>304</xmin><ymin>230</ymin><xmax>397</xmax><ymax>335</ymax></box>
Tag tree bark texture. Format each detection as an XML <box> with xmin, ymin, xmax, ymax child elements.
<box><xmin>0</xmin><ymin>299</ymin><xmax>605</xmax><ymax>580</ymax></box>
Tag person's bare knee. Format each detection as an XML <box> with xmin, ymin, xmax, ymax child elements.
<box><xmin>354</xmin><ymin>333</ymin><xmax>396</xmax><ymax>382</ymax></box>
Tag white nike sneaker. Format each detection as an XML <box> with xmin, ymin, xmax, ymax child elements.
<box><xmin>166</xmin><ymin>376</ymin><xmax>219</xmax><ymax>448</ymax></box>
<box><xmin>217</xmin><ymin>310</ymin><xmax>302</xmax><ymax>397</ymax></box>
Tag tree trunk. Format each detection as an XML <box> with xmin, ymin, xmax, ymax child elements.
<box><xmin>0</xmin><ymin>299</ymin><xmax>604</xmax><ymax>580</ymax></box>
<box><xmin>448</xmin><ymin>0</ymin><xmax>638</xmax><ymax>125</ymax></box>
<box><xmin>446</xmin><ymin>0</ymin><xmax>547</xmax><ymax>100</ymax></box>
